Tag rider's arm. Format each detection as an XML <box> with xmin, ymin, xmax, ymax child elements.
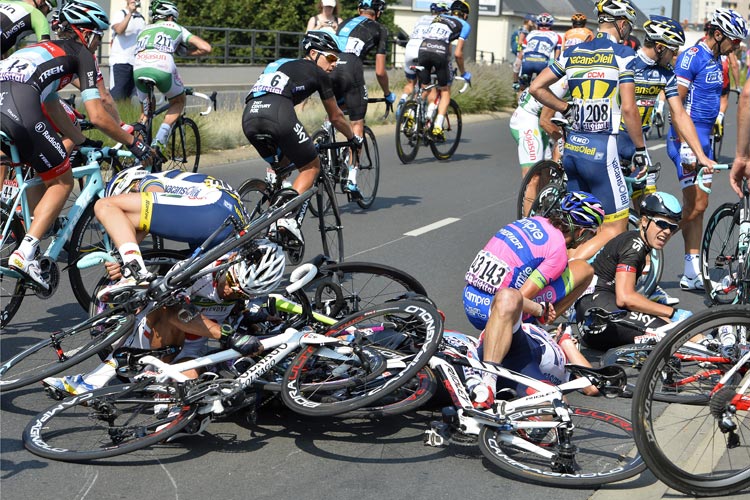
<box><xmin>322</xmin><ymin>97</ymin><xmax>355</xmax><ymax>140</ymax></box>
<box><xmin>529</xmin><ymin>68</ymin><xmax>566</xmax><ymax>112</ymax></box>
<box><xmin>30</xmin><ymin>8</ymin><xmax>51</xmax><ymax>41</ymax></box>
<box><xmin>539</xmin><ymin>105</ymin><xmax>563</xmax><ymax>141</ymax></box>
<box><xmin>164</xmin><ymin>307</ymin><xmax>226</xmax><ymax>340</ymax></box>
<box><xmin>83</xmin><ymin>98</ymin><xmax>138</xmax><ymax>146</ymax></box>
<box><xmin>614</xmin><ymin>266</ymin><xmax>673</xmax><ymax>320</ymax></box>
<box><xmin>185</xmin><ymin>34</ymin><xmax>212</xmax><ymax>57</ymax></box>
<box><xmin>730</xmin><ymin>78</ymin><xmax>750</xmax><ymax>197</ymax></box>
<box><xmin>375</xmin><ymin>52</ymin><xmax>390</xmax><ymax>95</ymax></box>
<box><xmin>667</xmin><ymin>93</ymin><xmax>713</xmax><ymax>167</ymax></box>
<box><xmin>620</xmin><ymin>82</ymin><xmax>645</xmax><ymax>149</ymax></box>
<box><xmin>729</xmin><ymin>52</ymin><xmax>740</xmax><ymax>88</ymax></box>
<box><xmin>453</xmin><ymin>38</ymin><xmax>466</xmax><ymax>75</ymax></box>
<box><xmin>43</xmin><ymin>97</ymin><xmax>86</xmax><ymax>146</ymax></box>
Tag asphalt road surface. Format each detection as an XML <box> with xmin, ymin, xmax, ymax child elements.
<box><xmin>1</xmin><ymin>108</ymin><xmax>747</xmax><ymax>500</ymax></box>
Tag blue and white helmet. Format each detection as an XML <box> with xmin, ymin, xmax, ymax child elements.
<box><xmin>710</xmin><ymin>8</ymin><xmax>749</xmax><ymax>40</ymax></box>
<box><xmin>59</xmin><ymin>0</ymin><xmax>110</xmax><ymax>31</ymax></box>
<box><xmin>536</xmin><ymin>13</ymin><xmax>555</xmax><ymax>28</ymax></box>
<box><xmin>560</xmin><ymin>191</ymin><xmax>605</xmax><ymax>228</ymax></box>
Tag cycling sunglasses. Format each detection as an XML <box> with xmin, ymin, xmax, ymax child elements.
<box><xmin>318</xmin><ymin>51</ymin><xmax>340</xmax><ymax>63</ymax></box>
<box><xmin>225</xmin><ymin>268</ymin><xmax>250</xmax><ymax>298</ymax></box>
<box><xmin>650</xmin><ymin>217</ymin><xmax>679</xmax><ymax>232</ymax></box>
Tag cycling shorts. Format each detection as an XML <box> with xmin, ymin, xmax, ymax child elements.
<box><xmin>0</xmin><ymin>81</ymin><xmax>70</xmax><ymax>181</ymax></box>
<box><xmin>518</xmin><ymin>59</ymin><xmax>548</xmax><ymax>85</ymax></box>
<box><xmin>133</xmin><ymin>51</ymin><xmax>185</xmax><ymax>100</ymax></box>
<box><xmin>242</xmin><ymin>94</ymin><xmax>318</xmax><ymax>168</ymax></box>
<box><xmin>562</xmin><ymin>132</ymin><xmax>629</xmax><ymax>222</ymax></box>
<box><xmin>129</xmin><ymin>315</ymin><xmax>209</xmax><ymax>361</ymax></box>
<box><xmin>509</xmin><ymin>107</ymin><xmax>551</xmax><ymax>168</ymax></box>
<box><xmin>330</xmin><ymin>53</ymin><xmax>367</xmax><ymax>121</ymax></box>
<box><xmin>417</xmin><ymin>40</ymin><xmax>453</xmax><ymax>87</ymax></box>
<box><xmin>462</xmin><ymin>266</ymin><xmax>574</xmax><ymax>331</ymax></box>
<box><xmin>137</xmin><ymin>190</ymin><xmax>245</xmax><ymax>247</ymax></box>
<box><xmin>666</xmin><ymin>122</ymin><xmax>713</xmax><ymax>189</ymax></box>
<box><xmin>403</xmin><ymin>39</ymin><xmax>422</xmax><ymax>79</ymax></box>
<box><xmin>616</xmin><ymin>133</ymin><xmax>656</xmax><ymax>199</ymax></box>
<box><xmin>575</xmin><ymin>291</ymin><xmax>667</xmax><ymax>350</ymax></box>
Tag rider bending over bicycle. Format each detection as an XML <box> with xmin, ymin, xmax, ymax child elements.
<box><xmin>462</xmin><ymin>192</ymin><xmax>604</xmax><ymax>406</ymax></box>
<box><xmin>44</xmin><ymin>240</ymin><xmax>286</xmax><ymax>396</ymax></box>
<box><xmin>243</xmin><ymin>30</ymin><xmax>358</xmax><ymax>247</ymax></box>
<box><xmin>575</xmin><ymin>192</ymin><xmax>692</xmax><ymax>350</ymax></box>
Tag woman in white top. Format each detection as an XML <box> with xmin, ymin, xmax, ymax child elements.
<box><xmin>306</xmin><ymin>0</ymin><xmax>342</xmax><ymax>32</ymax></box>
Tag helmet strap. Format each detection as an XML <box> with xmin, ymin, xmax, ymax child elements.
<box><xmin>639</xmin><ymin>218</ymin><xmax>655</xmax><ymax>250</ymax></box>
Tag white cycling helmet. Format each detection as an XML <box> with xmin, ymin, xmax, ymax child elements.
<box><xmin>596</xmin><ymin>0</ymin><xmax>637</xmax><ymax>24</ymax></box>
<box><xmin>104</xmin><ymin>168</ymin><xmax>148</xmax><ymax>197</ymax></box>
<box><xmin>226</xmin><ymin>240</ymin><xmax>286</xmax><ymax>297</ymax></box>
<box><xmin>710</xmin><ymin>8</ymin><xmax>749</xmax><ymax>41</ymax></box>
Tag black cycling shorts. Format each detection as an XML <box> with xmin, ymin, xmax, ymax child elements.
<box><xmin>417</xmin><ymin>41</ymin><xmax>453</xmax><ymax>87</ymax></box>
<box><xmin>241</xmin><ymin>94</ymin><xmax>317</xmax><ymax>168</ymax></box>
<box><xmin>330</xmin><ymin>53</ymin><xmax>368</xmax><ymax>121</ymax></box>
<box><xmin>0</xmin><ymin>81</ymin><xmax>69</xmax><ymax>180</ymax></box>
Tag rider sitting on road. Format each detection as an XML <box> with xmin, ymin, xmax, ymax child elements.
<box><xmin>575</xmin><ymin>192</ymin><xmax>692</xmax><ymax>351</ymax></box>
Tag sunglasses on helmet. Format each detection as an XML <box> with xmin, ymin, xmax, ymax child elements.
<box><xmin>225</xmin><ymin>269</ymin><xmax>250</xmax><ymax>298</ymax></box>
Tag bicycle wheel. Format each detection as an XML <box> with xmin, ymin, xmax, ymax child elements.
<box><xmin>306</xmin><ymin>261</ymin><xmax>428</xmax><ymax>320</ymax></box>
<box><xmin>628</xmin><ymin>212</ymin><xmax>662</xmax><ymax>296</ymax></box>
<box><xmin>0</xmin><ymin>311</ymin><xmax>135</xmax><ymax>391</ymax></box>
<box><xmin>632</xmin><ymin>306</ymin><xmax>750</xmax><ymax>497</ymax></box>
<box><xmin>478</xmin><ymin>406</ymin><xmax>645</xmax><ymax>487</ymax></box>
<box><xmin>310</xmin><ymin>129</ymin><xmax>333</xmax><ymax>218</ymax></box>
<box><xmin>701</xmin><ymin>202</ymin><xmax>740</xmax><ymax>305</ymax></box>
<box><xmin>68</xmin><ymin>202</ymin><xmax>162</xmax><ymax>311</ymax></box>
<box><xmin>316</xmin><ymin>176</ymin><xmax>344</xmax><ymax>263</ymax></box>
<box><xmin>429</xmin><ymin>99</ymin><xmax>462</xmax><ymax>161</ymax></box>
<box><xmin>165</xmin><ymin>116</ymin><xmax>200</xmax><ymax>173</ymax></box>
<box><xmin>23</xmin><ymin>381</ymin><xmax>198</xmax><ymax>461</ymax></box>
<box><xmin>516</xmin><ymin>160</ymin><xmax>566</xmax><ymax>219</ymax></box>
<box><xmin>237</xmin><ymin>178</ymin><xmax>272</xmax><ymax>221</ymax></box>
<box><xmin>1</xmin><ymin>203</ymin><xmax>26</xmax><ymax>329</ymax></box>
<box><xmin>281</xmin><ymin>299</ymin><xmax>443</xmax><ymax>416</ymax></box>
<box><xmin>395</xmin><ymin>101</ymin><xmax>421</xmax><ymax>164</ymax></box>
<box><xmin>600</xmin><ymin>342</ymin><xmax>655</xmax><ymax>389</ymax></box>
<box><xmin>355</xmin><ymin>126</ymin><xmax>380</xmax><ymax>209</ymax></box>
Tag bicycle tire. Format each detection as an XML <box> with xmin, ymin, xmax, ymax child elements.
<box><xmin>0</xmin><ymin>311</ymin><xmax>135</xmax><ymax>391</ymax></box>
<box><xmin>701</xmin><ymin>202</ymin><xmax>740</xmax><ymax>305</ymax></box>
<box><xmin>307</xmin><ymin>261</ymin><xmax>428</xmax><ymax>319</ymax></box>
<box><xmin>628</xmin><ymin>212</ymin><xmax>662</xmax><ymax>296</ymax></box>
<box><xmin>395</xmin><ymin>101</ymin><xmax>421</xmax><ymax>164</ymax></box>
<box><xmin>68</xmin><ymin>202</ymin><xmax>162</xmax><ymax>311</ymax></box>
<box><xmin>281</xmin><ymin>299</ymin><xmax>443</xmax><ymax>416</ymax></box>
<box><xmin>162</xmin><ymin>116</ymin><xmax>200</xmax><ymax>172</ymax></box>
<box><xmin>356</xmin><ymin>126</ymin><xmax>380</xmax><ymax>209</ymax></box>
<box><xmin>310</xmin><ymin>129</ymin><xmax>333</xmax><ymax>218</ymax></box>
<box><xmin>316</xmin><ymin>175</ymin><xmax>344</xmax><ymax>263</ymax></box>
<box><xmin>478</xmin><ymin>405</ymin><xmax>645</xmax><ymax>487</ymax></box>
<box><xmin>23</xmin><ymin>381</ymin><xmax>198</xmax><ymax>462</ymax></box>
<box><xmin>237</xmin><ymin>178</ymin><xmax>272</xmax><ymax>221</ymax></box>
<box><xmin>429</xmin><ymin>99</ymin><xmax>462</xmax><ymax>160</ymax></box>
<box><xmin>1</xmin><ymin>202</ymin><xmax>27</xmax><ymax>329</ymax></box>
<box><xmin>516</xmin><ymin>160</ymin><xmax>566</xmax><ymax>219</ymax></box>
<box><xmin>632</xmin><ymin>306</ymin><xmax>750</xmax><ymax>497</ymax></box>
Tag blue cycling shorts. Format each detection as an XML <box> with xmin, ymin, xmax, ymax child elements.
<box><xmin>667</xmin><ymin>122</ymin><xmax>713</xmax><ymax>189</ymax></box>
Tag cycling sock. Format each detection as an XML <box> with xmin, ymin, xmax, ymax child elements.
<box><xmin>399</xmin><ymin>93</ymin><xmax>408</xmax><ymax>102</ymax></box>
<box><xmin>347</xmin><ymin>166</ymin><xmax>358</xmax><ymax>183</ymax></box>
<box><xmin>426</xmin><ymin>102</ymin><xmax>437</xmax><ymax>121</ymax></box>
<box><xmin>18</xmin><ymin>234</ymin><xmax>40</xmax><ymax>260</ymax></box>
<box><xmin>155</xmin><ymin>123</ymin><xmax>172</xmax><ymax>146</ymax></box>
<box><xmin>82</xmin><ymin>357</ymin><xmax>117</xmax><ymax>389</ymax></box>
<box><xmin>683</xmin><ymin>253</ymin><xmax>700</xmax><ymax>278</ymax></box>
<box><xmin>434</xmin><ymin>114</ymin><xmax>445</xmax><ymax>129</ymax></box>
<box><xmin>119</xmin><ymin>242</ymin><xmax>146</xmax><ymax>278</ymax></box>
<box><xmin>482</xmin><ymin>372</ymin><xmax>498</xmax><ymax>392</ymax></box>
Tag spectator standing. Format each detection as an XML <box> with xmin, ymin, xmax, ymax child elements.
<box><xmin>306</xmin><ymin>0</ymin><xmax>342</xmax><ymax>33</ymax></box>
<box><xmin>109</xmin><ymin>0</ymin><xmax>146</xmax><ymax>101</ymax></box>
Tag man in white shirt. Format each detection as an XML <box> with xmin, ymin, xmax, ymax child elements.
<box><xmin>109</xmin><ymin>0</ymin><xmax>146</xmax><ymax>100</ymax></box>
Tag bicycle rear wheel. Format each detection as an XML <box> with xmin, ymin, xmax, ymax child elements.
<box><xmin>281</xmin><ymin>299</ymin><xmax>443</xmax><ymax>416</ymax></box>
<box><xmin>0</xmin><ymin>311</ymin><xmax>135</xmax><ymax>391</ymax></box>
<box><xmin>478</xmin><ymin>406</ymin><xmax>645</xmax><ymax>487</ymax></box>
<box><xmin>701</xmin><ymin>202</ymin><xmax>740</xmax><ymax>304</ymax></box>
<box><xmin>1</xmin><ymin>202</ymin><xmax>27</xmax><ymax>329</ymax></box>
<box><xmin>516</xmin><ymin>160</ymin><xmax>566</xmax><ymax>219</ymax></box>
<box><xmin>237</xmin><ymin>178</ymin><xmax>272</xmax><ymax>221</ymax></box>
<box><xmin>632</xmin><ymin>306</ymin><xmax>750</xmax><ymax>497</ymax></box>
<box><xmin>395</xmin><ymin>101</ymin><xmax>420</xmax><ymax>164</ymax></box>
<box><xmin>23</xmin><ymin>381</ymin><xmax>198</xmax><ymax>462</ymax></box>
<box><xmin>429</xmin><ymin>99</ymin><xmax>462</xmax><ymax>160</ymax></box>
<box><xmin>356</xmin><ymin>126</ymin><xmax>380</xmax><ymax>209</ymax></box>
<box><xmin>316</xmin><ymin>177</ymin><xmax>344</xmax><ymax>263</ymax></box>
<box><xmin>165</xmin><ymin>116</ymin><xmax>200</xmax><ymax>173</ymax></box>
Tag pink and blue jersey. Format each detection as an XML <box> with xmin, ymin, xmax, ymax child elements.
<box><xmin>463</xmin><ymin>216</ymin><xmax>572</xmax><ymax>330</ymax></box>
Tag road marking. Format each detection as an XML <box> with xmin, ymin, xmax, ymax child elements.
<box><xmin>648</xmin><ymin>144</ymin><xmax>666</xmax><ymax>151</ymax></box>
<box><xmin>404</xmin><ymin>217</ymin><xmax>461</xmax><ymax>237</ymax></box>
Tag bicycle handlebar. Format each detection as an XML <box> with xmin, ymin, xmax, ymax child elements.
<box><xmin>78</xmin><ymin>146</ymin><xmax>135</xmax><ymax>160</ymax></box>
<box><xmin>366</xmin><ymin>97</ymin><xmax>393</xmax><ymax>119</ymax></box>
<box><xmin>696</xmin><ymin>163</ymin><xmax>731</xmax><ymax>194</ymax></box>
<box><xmin>185</xmin><ymin>87</ymin><xmax>217</xmax><ymax>115</ymax></box>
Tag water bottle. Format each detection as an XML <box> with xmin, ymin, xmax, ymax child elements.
<box><xmin>718</xmin><ymin>325</ymin><xmax>737</xmax><ymax>347</ymax></box>
<box><xmin>465</xmin><ymin>375</ymin><xmax>490</xmax><ymax>403</ymax></box>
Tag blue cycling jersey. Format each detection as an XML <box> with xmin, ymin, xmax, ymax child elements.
<box><xmin>620</xmin><ymin>50</ymin><xmax>679</xmax><ymax>134</ymax></box>
<box><xmin>674</xmin><ymin>41</ymin><xmax>723</xmax><ymax>126</ymax></box>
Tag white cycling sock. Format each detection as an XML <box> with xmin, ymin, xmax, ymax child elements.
<box><xmin>119</xmin><ymin>242</ymin><xmax>146</xmax><ymax>278</ymax></box>
<box><xmin>155</xmin><ymin>123</ymin><xmax>172</xmax><ymax>146</ymax></box>
<box><xmin>18</xmin><ymin>234</ymin><xmax>40</xmax><ymax>259</ymax></box>
<box><xmin>347</xmin><ymin>166</ymin><xmax>358</xmax><ymax>183</ymax></box>
<box><xmin>399</xmin><ymin>93</ymin><xmax>408</xmax><ymax>102</ymax></box>
<box><xmin>426</xmin><ymin>102</ymin><xmax>437</xmax><ymax>120</ymax></box>
<box><xmin>82</xmin><ymin>357</ymin><xmax>117</xmax><ymax>389</ymax></box>
<box><xmin>683</xmin><ymin>253</ymin><xmax>700</xmax><ymax>279</ymax></box>
<box><xmin>482</xmin><ymin>372</ymin><xmax>498</xmax><ymax>393</ymax></box>
<box><xmin>434</xmin><ymin>114</ymin><xmax>445</xmax><ymax>129</ymax></box>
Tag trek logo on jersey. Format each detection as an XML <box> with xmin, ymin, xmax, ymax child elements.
<box><xmin>569</xmin><ymin>53</ymin><xmax>614</xmax><ymax>65</ymax></box>
<box><xmin>39</xmin><ymin>65</ymin><xmax>64</xmax><ymax>81</ymax></box>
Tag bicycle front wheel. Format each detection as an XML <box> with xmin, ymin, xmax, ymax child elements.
<box><xmin>165</xmin><ymin>116</ymin><xmax>200</xmax><ymax>172</ymax></box>
<box><xmin>701</xmin><ymin>202</ymin><xmax>740</xmax><ymax>304</ymax></box>
<box><xmin>0</xmin><ymin>311</ymin><xmax>135</xmax><ymax>391</ymax></box>
<box><xmin>356</xmin><ymin>126</ymin><xmax>380</xmax><ymax>209</ymax></box>
<box><xmin>281</xmin><ymin>299</ymin><xmax>443</xmax><ymax>416</ymax></box>
<box><xmin>516</xmin><ymin>160</ymin><xmax>566</xmax><ymax>219</ymax></box>
<box><xmin>429</xmin><ymin>99</ymin><xmax>462</xmax><ymax>160</ymax></box>
<box><xmin>632</xmin><ymin>306</ymin><xmax>750</xmax><ymax>497</ymax></box>
<box><xmin>395</xmin><ymin>101</ymin><xmax>420</xmax><ymax>164</ymax></box>
<box><xmin>478</xmin><ymin>406</ymin><xmax>645</xmax><ymax>487</ymax></box>
<box><xmin>23</xmin><ymin>381</ymin><xmax>198</xmax><ymax>462</ymax></box>
<box><xmin>1</xmin><ymin>203</ymin><xmax>26</xmax><ymax>329</ymax></box>
<box><xmin>316</xmin><ymin>176</ymin><xmax>344</xmax><ymax>263</ymax></box>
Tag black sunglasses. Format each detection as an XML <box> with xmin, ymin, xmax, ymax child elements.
<box><xmin>650</xmin><ymin>217</ymin><xmax>679</xmax><ymax>232</ymax></box>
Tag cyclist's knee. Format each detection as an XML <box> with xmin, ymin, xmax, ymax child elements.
<box><xmin>490</xmin><ymin>288</ymin><xmax>524</xmax><ymax>319</ymax></box>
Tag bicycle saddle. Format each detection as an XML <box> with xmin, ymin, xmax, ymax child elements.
<box><xmin>566</xmin><ymin>364</ymin><xmax>627</xmax><ymax>398</ymax></box>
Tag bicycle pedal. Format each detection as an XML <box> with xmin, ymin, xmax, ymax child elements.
<box><xmin>34</xmin><ymin>258</ymin><xmax>59</xmax><ymax>300</ymax></box>
<box><xmin>44</xmin><ymin>384</ymin><xmax>67</xmax><ymax>401</ymax></box>
<box><xmin>345</xmin><ymin>189</ymin><xmax>363</xmax><ymax>202</ymax></box>
<box><xmin>423</xmin><ymin>421</ymin><xmax>452</xmax><ymax>447</ymax></box>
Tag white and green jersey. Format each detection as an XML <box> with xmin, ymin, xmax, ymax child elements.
<box><xmin>516</xmin><ymin>76</ymin><xmax>569</xmax><ymax>117</ymax></box>
<box><xmin>134</xmin><ymin>20</ymin><xmax>192</xmax><ymax>55</ymax></box>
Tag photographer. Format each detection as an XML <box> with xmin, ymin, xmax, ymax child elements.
<box><xmin>109</xmin><ymin>0</ymin><xmax>146</xmax><ymax>100</ymax></box>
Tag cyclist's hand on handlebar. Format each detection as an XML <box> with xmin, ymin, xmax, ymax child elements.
<box><xmin>461</xmin><ymin>71</ymin><xmax>472</xmax><ymax>84</ymax></box>
<box><xmin>536</xmin><ymin>301</ymin><xmax>557</xmax><ymax>325</ymax></box>
<box><xmin>632</xmin><ymin>147</ymin><xmax>651</xmax><ymax>177</ymax></box>
<box><xmin>561</xmin><ymin>102</ymin><xmax>577</xmax><ymax>126</ymax></box>
<box><xmin>670</xmin><ymin>308</ymin><xmax>693</xmax><ymax>323</ymax></box>
<box><xmin>385</xmin><ymin>92</ymin><xmax>397</xmax><ymax>105</ymax></box>
<box><xmin>350</xmin><ymin>134</ymin><xmax>364</xmax><ymax>149</ymax></box>
<box><xmin>104</xmin><ymin>260</ymin><xmax>123</xmax><ymax>281</ymax></box>
<box><xmin>128</xmin><ymin>137</ymin><xmax>152</xmax><ymax>163</ymax></box>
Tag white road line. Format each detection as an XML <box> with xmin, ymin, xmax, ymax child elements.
<box><xmin>404</xmin><ymin>217</ymin><xmax>461</xmax><ymax>237</ymax></box>
<box><xmin>648</xmin><ymin>144</ymin><xmax>666</xmax><ymax>151</ymax></box>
